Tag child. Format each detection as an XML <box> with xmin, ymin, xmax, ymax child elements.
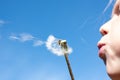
<box><xmin>97</xmin><ymin>0</ymin><xmax>120</xmax><ymax>80</ymax></box>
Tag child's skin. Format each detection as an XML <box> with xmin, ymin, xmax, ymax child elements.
<box><xmin>97</xmin><ymin>0</ymin><xmax>120</xmax><ymax>80</ymax></box>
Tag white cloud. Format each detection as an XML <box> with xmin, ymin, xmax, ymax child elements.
<box><xmin>9</xmin><ymin>33</ymin><xmax>34</xmax><ymax>42</ymax></box>
<box><xmin>9</xmin><ymin>33</ymin><xmax>44</xmax><ymax>47</ymax></box>
<box><xmin>33</xmin><ymin>40</ymin><xmax>44</xmax><ymax>46</ymax></box>
<box><xmin>0</xmin><ymin>20</ymin><xmax>5</xmax><ymax>25</ymax></box>
<box><xmin>19</xmin><ymin>33</ymin><xmax>34</xmax><ymax>42</ymax></box>
<box><xmin>9</xmin><ymin>35</ymin><xmax>19</xmax><ymax>40</ymax></box>
<box><xmin>0</xmin><ymin>20</ymin><xmax>9</xmax><ymax>26</ymax></box>
<box><xmin>0</xmin><ymin>35</ymin><xmax>1</xmax><ymax>39</ymax></box>
<box><xmin>45</xmin><ymin>35</ymin><xmax>72</xmax><ymax>56</ymax></box>
<box><xmin>103</xmin><ymin>0</ymin><xmax>114</xmax><ymax>13</ymax></box>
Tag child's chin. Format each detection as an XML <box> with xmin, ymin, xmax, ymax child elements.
<box><xmin>107</xmin><ymin>70</ymin><xmax>120</xmax><ymax>80</ymax></box>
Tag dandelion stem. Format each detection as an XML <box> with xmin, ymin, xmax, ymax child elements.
<box><xmin>64</xmin><ymin>53</ymin><xmax>74</xmax><ymax>80</ymax></box>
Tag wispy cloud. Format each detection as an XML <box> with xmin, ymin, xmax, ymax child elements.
<box><xmin>19</xmin><ymin>33</ymin><xmax>34</xmax><ymax>42</ymax></box>
<box><xmin>0</xmin><ymin>35</ymin><xmax>1</xmax><ymax>39</ymax></box>
<box><xmin>9</xmin><ymin>33</ymin><xmax>44</xmax><ymax>47</ymax></box>
<box><xmin>46</xmin><ymin>35</ymin><xmax>72</xmax><ymax>56</ymax></box>
<box><xmin>0</xmin><ymin>20</ymin><xmax>8</xmax><ymax>26</ymax></box>
<box><xmin>9</xmin><ymin>34</ymin><xmax>20</xmax><ymax>41</ymax></box>
<box><xmin>0</xmin><ymin>20</ymin><xmax>5</xmax><ymax>24</ymax></box>
<box><xmin>33</xmin><ymin>40</ymin><xmax>44</xmax><ymax>46</ymax></box>
<box><xmin>103</xmin><ymin>0</ymin><xmax>114</xmax><ymax>13</ymax></box>
<box><xmin>9</xmin><ymin>33</ymin><xmax>34</xmax><ymax>42</ymax></box>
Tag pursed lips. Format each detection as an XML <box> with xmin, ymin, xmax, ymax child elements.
<box><xmin>97</xmin><ymin>43</ymin><xmax>107</xmax><ymax>64</ymax></box>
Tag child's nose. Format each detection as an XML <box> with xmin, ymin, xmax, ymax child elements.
<box><xmin>99</xmin><ymin>21</ymin><xmax>110</xmax><ymax>36</ymax></box>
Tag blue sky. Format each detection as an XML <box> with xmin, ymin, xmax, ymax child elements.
<box><xmin>0</xmin><ymin>0</ymin><xmax>114</xmax><ymax>80</ymax></box>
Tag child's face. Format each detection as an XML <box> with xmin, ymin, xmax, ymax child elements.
<box><xmin>97</xmin><ymin>0</ymin><xmax>120</xmax><ymax>79</ymax></box>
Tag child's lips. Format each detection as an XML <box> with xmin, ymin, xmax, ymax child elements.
<box><xmin>98</xmin><ymin>46</ymin><xmax>107</xmax><ymax>64</ymax></box>
<box><xmin>98</xmin><ymin>46</ymin><xmax>105</xmax><ymax>58</ymax></box>
<box><xmin>97</xmin><ymin>43</ymin><xmax>106</xmax><ymax>59</ymax></box>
